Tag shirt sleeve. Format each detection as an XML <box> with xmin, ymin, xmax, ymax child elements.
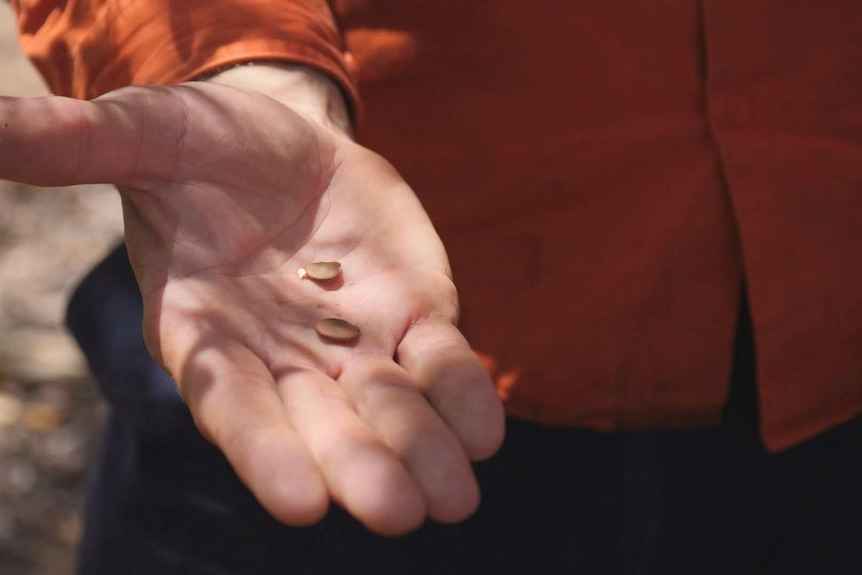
<box><xmin>9</xmin><ymin>0</ymin><xmax>358</xmax><ymax>108</ymax></box>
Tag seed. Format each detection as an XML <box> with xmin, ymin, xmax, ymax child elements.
<box><xmin>314</xmin><ymin>318</ymin><xmax>360</xmax><ymax>342</ymax></box>
<box><xmin>297</xmin><ymin>261</ymin><xmax>342</xmax><ymax>281</ymax></box>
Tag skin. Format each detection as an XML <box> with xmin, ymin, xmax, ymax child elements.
<box><xmin>0</xmin><ymin>64</ymin><xmax>505</xmax><ymax>536</ymax></box>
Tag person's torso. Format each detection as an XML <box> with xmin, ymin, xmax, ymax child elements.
<box><xmin>334</xmin><ymin>0</ymin><xmax>862</xmax><ymax>449</ymax></box>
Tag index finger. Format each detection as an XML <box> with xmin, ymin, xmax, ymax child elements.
<box><xmin>177</xmin><ymin>333</ymin><xmax>330</xmax><ymax>526</ymax></box>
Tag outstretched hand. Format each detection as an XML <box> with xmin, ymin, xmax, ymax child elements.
<box><xmin>0</xmin><ymin>69</ymin><xmax>504</xmax><ymax>535</ymax></box>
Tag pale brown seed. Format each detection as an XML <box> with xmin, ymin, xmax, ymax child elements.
<box><xmin>314</xmin><ymin>318</ymin><xmax>360</xmax><ymax>342</ymax></box>
<box><xmin>297</xmin><ymin>261</ymin><xmax>341</xmax><ymax>281</ymax></box>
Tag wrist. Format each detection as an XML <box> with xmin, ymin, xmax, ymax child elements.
<box><xmin>200</xmin><ymin>62</ymin><xmax>353</xmax><ymax>137</ymax></box>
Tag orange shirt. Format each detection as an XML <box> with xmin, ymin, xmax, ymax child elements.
<box><xmin>10</xmin><ymin>0</ymin><xmax>862</xmax><ymax>451</ymax></box>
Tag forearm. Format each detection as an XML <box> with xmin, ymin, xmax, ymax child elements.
<box><xmin>201</xmin><ymin>63</ymin><xmax>353</xmax><ymax>137</ymax></box>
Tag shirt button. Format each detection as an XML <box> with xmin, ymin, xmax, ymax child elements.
<box><xmin>343</xmin><ymin>51</ymin><xmax>358</xmax><ymax>76</ymax></box>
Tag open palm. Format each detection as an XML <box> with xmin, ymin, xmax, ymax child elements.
<box><xmin>0</xmin><ymin>82</ymin><xmax>504</xmax><ymax>535</ymax></box>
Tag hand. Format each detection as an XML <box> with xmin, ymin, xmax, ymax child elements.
<box><xmin>0</xmin><ymin>66</ymin><xmax>504</xmax><ymax>535</ymax></box>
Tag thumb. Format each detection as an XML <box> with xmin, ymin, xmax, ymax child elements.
<box><xmin>0</xmin><ymin>88</ymin><xmax>186</xmax><ymax>187</ymax></box>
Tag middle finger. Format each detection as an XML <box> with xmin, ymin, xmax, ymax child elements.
<box><xmin>276</xmin><ymin>367</ymin><xmax>426</xmax><ymax>536</ymax></box>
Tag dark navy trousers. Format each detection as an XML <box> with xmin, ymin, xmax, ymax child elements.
<box><xmin>69</xmin><ymin>245</ymin><xmax>862</xmax><ymax>575</ymax></box>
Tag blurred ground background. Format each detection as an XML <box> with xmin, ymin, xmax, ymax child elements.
<box><xmin>1</xmin><ymin>4</ymin><xmax>125</xmax><ymax>573</ymax></box>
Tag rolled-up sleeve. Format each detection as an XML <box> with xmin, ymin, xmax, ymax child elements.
<box><xmin>9</xmin><ymin>0</ymin><xmax>358</xmax><ymax>107</ymax></box>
